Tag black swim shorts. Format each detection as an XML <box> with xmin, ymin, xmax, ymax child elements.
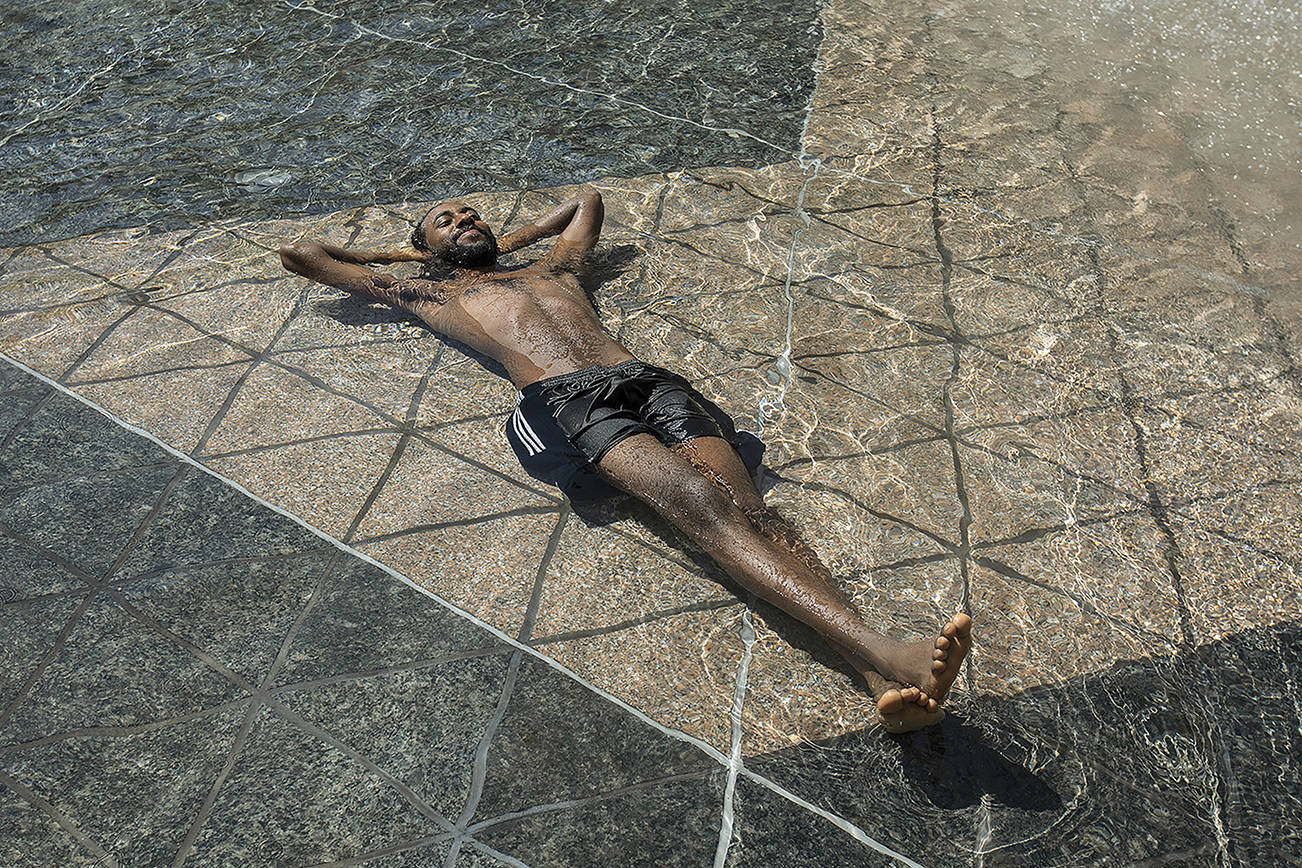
<box><xmin>504</xmin><ymin>360</ymin><xmax>765</xmax><ymax>503</ymax></box>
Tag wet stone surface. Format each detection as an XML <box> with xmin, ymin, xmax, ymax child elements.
<box><xmin>3</xmin><ymin>0</ymin><xmax>1301</xmax><ymax>862</ymax></box>
<box><xmin>0</xmin><ymin>0</ymin><xmax>820</xmax><ymax>246</ymax></box>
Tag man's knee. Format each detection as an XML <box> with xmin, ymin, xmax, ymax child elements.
<box><xmin>666</xmin><ymin>469</ymin><xmax>739</xmax><ymax>530</ymax></box>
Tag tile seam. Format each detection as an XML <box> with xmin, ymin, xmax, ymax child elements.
<box><xmin>2</xmin><ymin>352</ymin><xmax>934</xmax><ymax>864</ymax></box>
<box><xmin>445</xmin><ymin>649</ymin><xmax>524</xmax><ymax>867</ymax></box>
<box><xmin>712</xmin><ymin>607</ymin><xmax>756</xmax><ymax>868</ymax></box>
<box><xmin>736</xmin><ymin>766</ymin><xmax>927</xmax><ymax>868</ymax></box>
<box><xmin>0</xmin><ymin>771</ymin><xmax>120</xmax><ymax>868</ymax></box>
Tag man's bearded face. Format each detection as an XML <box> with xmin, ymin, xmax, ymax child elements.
<box><xmin>437</xmin><ymin>224</ymin><xmax>498</xmax><ymax>267</ymax></box>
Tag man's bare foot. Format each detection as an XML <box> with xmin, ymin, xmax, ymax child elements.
<box><xmin>876</xmin><ymin>684</ymin><xmax>944</xmax><ymax>733</ymax></box>
<box><xmin>917</xmin><ymin>612</ymin><xmax>972</xmax><ymax>703</ymax></box>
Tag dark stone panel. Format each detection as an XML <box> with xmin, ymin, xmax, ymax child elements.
<box><xmin>0</xmin><ymin>535</ymin><xmax>85</xmax><ymax>602</ymax></box>
<box><xmin>1</xmin><ymin>0</ymin><xmax>821</xmax><ymax>246</ymax></box>
<box><xmin>277</xmin><ymin>651</ymin><xmax>513</xmax><ymax>817</ymax></box>
<box><xmin>727</xmin><ymin>777</ymin><xmax>895</xmax><ymax>867</ymax></box>
<box><xmin>0</xmin><ymin>595</ymin><xmax>83</xmax><ymax>714</ymax></box>
<box><xmin>351</xmin><ymin>838</ymin><xmax>457</xmax><ymax>867</ymax></box>
<box><xmin>0</xmin><ymin>363</ymin><xmax>50</xmax><ymax>393</ymax></box>
<box><xmin>474</xmin><ymin>655</ymin><xmax>716</xmax><ymax>820</ymax></box>
<box><xmin>474</xmin><ymin>773</ymin><xmax>724</xmax><ymax>867</ymax></box>
<box><xmin>116</xmin><ymin>553</ymin><xmax>333</xmax><ymax>684</ymax></box>
<box><xmin>0</xmin><ymin>388</ymin><xmax>48</xmax><ymax>449</ymax></box>
<box><xmin>274</xmin><ymin>557</ymin><xmax>501</xmax><ymax>685</ymax></box>
<box><xmin>747</xmin><ymin>625</ymin><xmax>1302</xmax><ymax>866</ymax></box>
<box><xmin>454</xmin><ymin>844</ymin><xmax>517</xmax><ymax>867</ymax></box>
<box><xmin>113</xmin><ymin>469</ymin><xmax>330</xmax><ymax>581</ymax></box>
<box><xmin>187</xmin><ymin>704</ymin><xmax>447</xmax><ymax>866</ymax></box>
<box><xmin>1195</xmin><ymin>625</ymin><xmax>1302</xmax><ymax>865</ymax></box>
<box><xmin>1</xmin><ymin>592</ymin><xmax>247</xmax><ymax>747</ymax></box>
<box><xmin>0</xmin><ymin>462</ymin><xmax>178</xmax><ymax>577</ymax></box>
<box><xmin>1</xmin><ymin>704</ymin><xmax>247</xmax><ymax>868</ymax></box>
<box><xmin>0</xmin><ymin>785</ymin><xmax>100</xmax><ymax>867</ymax></box>
<box><xmin>0</xmin><ymin>388</ymin><xmax>176</xmax><ymax>490</ymax></box>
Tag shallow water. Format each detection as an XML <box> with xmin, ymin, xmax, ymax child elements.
<box><xmin>2</xmin><ymin>0</ymin><xmax>1300</xmax><ymax>864</ymax></box>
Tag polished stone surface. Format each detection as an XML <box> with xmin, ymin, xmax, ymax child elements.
<box><xmin>0</xmin><ymin>364</ymin><xmax>887</xmax><ymax>865</ymax></box>
<box><xmin>2</xmin><ymin>0</ymin><xmax>1300</xmax><ymax>861</ymax></box>
<box><xmin>0</xmin><ymin>0</ymin><xmax>819</xmax><ymax>246</ymax></box>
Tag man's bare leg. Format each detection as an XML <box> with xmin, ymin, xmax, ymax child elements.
<box><xmin>596</xmin><ymin>434</ymin><xmax>972</xmax><ymax>715</ymax></box>
<box><xmin>672</xmin><ymin>437</ymin><xmax>948</xmax><ymax>731</ymax></box>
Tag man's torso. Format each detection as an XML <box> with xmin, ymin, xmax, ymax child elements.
<box><xmin>417</xmin><ymin>265</ymin><xmax>635</xmax><ymax>387</ymax></box>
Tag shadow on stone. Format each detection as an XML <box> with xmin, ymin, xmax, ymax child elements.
<box><xmin>748</xmin><ymin>621</ymin><xmax>1302</xmax><ymax>864</ymax></box>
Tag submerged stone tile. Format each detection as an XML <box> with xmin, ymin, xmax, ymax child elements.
<box><xmin>277</xmin><ymin>651</ymin><xmax>513</xmax><ymax>818</ymax></box>
<box><xmin>75</xmin><ymin>361</ymin><xmax>254</xmax><ymax>454</ymax></box>
<box><xmin>271</xmin><ymin>332</ymin><xmax>439</xmax><ymax>423</ymax></box>
<box><xmin>201</xmin><ymin>361</ymin><xmax>396</xmax><ymax>457</ymax></box>
<box><xmin>1139</xmin><ymin>387</ymin><xmax>1302</xmax><ymax>508</ymax></box>
<box><xmin>474</xmin><ymin>655</ymin><xmax>716</xmax><ymax>820</ymax></box>
<box><xmin>200</xmin><ymin>364</ymin><xmax>403</xmax><ymax>534</ymax></box>
<box><xmin>778</xmin><ymin>437</ymin><xmax>962</xmax><ymax>545</ymax></box>
<box><xmin>801</xmin><ymin>0</ymin><xmax>935</xmax><ymax>160</ymax></box>
<box><xmin>759</xmin><ymin>484</ymin><xmax>953</xmax><ymax>585</ymax></box>
<box><xmin>116</xmin><ymin>554</ymin><xmax>330</xmax><ymax>685</ymax></box>
<box><xmin>113</xmin><ymin>469</ymin><xmax>328</xmax><ymax>581</ymax></box>
<box><xmin>346</xmin><ymin>838</ymin><xmax>457</xmax><ymax>868</ymax></box>
<box><xmin>727</xmin><ymin>778</ymin><xmax>897</xmax><ymax>867</ymax></box>
<box><xmin>0</xmin><ymin>462</ymin><xmax>178</xmax><ymax>578</ymax></box>
<box><xmin>2</xmin><ymin>704</ymin><xmax>247</xmax><ymax>867</ymax></box>
<box><xmin>206</xmin><ymin>431</ymin><xmax>401</xmax><ymax>538</ymax></box>
<box><xmin>1170</xmin><ymin>512</ymin><xmax>1302</xmax><ymax>642</ymax></box>
<box><xmin>958</xmin><ymin>419</ymin><xmax>1147</xmax><ymax>546</ymax></box>
<box><xmin>975</xmin><ymin>513</ymin><xmax>1184</xmax><ymax>648</ymax></box>
<box><xmin>187</xmin><ymin>705</ymin><xmax>445</xmax><ymax>866</ymax></box>
<box><xmin>0</xmin><ymin>388</ymin><xmax>176</xmax><ymax>490</ymax></box>
<box><xmin>532</xmin><ymin>512</ymin><xmax>735</xmax><ymax>639</ymax></box>
<box><xmin>63</xmin><ymin>304</ymin><xmax>252</xmax><ymax>386</ymax></box>
<box><xmin>1</xmin><ymin>593</ymin><xmax>246</xmax><ymax>747</ymax></box>
<box><xmin>355</xmin><ymin>429</ymin><xmax>558</xmax><ymax>541</ymax></box>
<box><xmin>0</xmin><ymin>784</ymin><xmax>99</xmax><ymax>867</ymax></box>
<box><xmin>0</xmin><ymin>537</ymin><xmax>84</xmax><ymax>602</ymax></box>
<box><xmin>968</xmin><ymin>563</ymin><xmax>1174</xmax><ymax>697</ymax></box>
<box><xmin>538</xmin><ymin>607</ymin><xmax>747</xmax><ymax>752</ymax></box>
<box><xmin>473</xmin><ymin>772</ymin><xmax>724</xmax><ymax>866</ymax></box>
<box><xmin>274</xmin><ymin>559</ymin><xmax>499</xmax><ymax>687</ymax></box>
<box><xmin>408</xmin><ymin>358</ymin><xmax>520</xmax><ymax>428</ymax></box>
<box><xmin>0</xmin><ymin>596</ymin><xmax>85</xmax><ymax>715</ymax></box>
<box><xmin>785</xmin><ymin>329</ymin><xmax>953</xmax><ymax>432</ymax></box>
<box><xmin>357</xmin><ymin>511</ymin><xmax>559</xmax><ymax>640</ymax></box>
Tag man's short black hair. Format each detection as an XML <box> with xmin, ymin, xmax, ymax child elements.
<box><xmin>410</xmin><ymin>207</ymin><xmax>436</xmax><ymax>252</ymax></box>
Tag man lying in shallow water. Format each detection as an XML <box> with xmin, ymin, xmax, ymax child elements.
<box><xmin>279</xmin><ymin>189</ymin><xmax>972</xmax><ymax>732</ymax></box>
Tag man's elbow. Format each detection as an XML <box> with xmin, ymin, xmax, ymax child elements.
<box><xmin>278</xmin><ymin>242</ymin><xmax>314</xmax><ymax>275</ymax></box>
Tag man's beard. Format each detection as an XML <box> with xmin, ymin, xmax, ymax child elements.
<box><xmin>440</xmin><ymin>234</ymin><xmax>498</xmax><ymax>268</ymax></box>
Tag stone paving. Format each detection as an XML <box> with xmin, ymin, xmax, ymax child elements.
<box><xmin>2</xmin><ymin>0</ymin><xmax>1301</xmax><ymax>864</ymax></box>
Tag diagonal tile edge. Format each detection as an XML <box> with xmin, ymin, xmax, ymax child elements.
<box><xmin>0</xmin><ymin>350</ymin><xmax>725</xmax><ymax>767</ymax></box>
<box><xmin>1</xmin><ymin>350</ymin><xmax>929</xmax><ymax>868</ymax></box>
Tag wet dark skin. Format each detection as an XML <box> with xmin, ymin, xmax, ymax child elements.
<box><xmin>280</xmin><ymin>190</ymin><xmax>972</xmax><ymax>732</ymax></box>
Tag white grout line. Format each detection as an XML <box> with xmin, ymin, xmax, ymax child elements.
<box><xmin>736</xmin><ymin>767</ymin><xmax>929</xmax><ymax>868</ymax></box>
<box><xmin>1</xmin><ymin>351</ymin><xmax>928</xmax><ymax>865</ymax></box>
<box><xmin>0</xmin><ymin>350</ymin><xmax>728</xmax><ymax>768</ymax></box>
<box><xmin>712</xmin><ymin>608</ymin><xmax>756</xmax><ymax>867</ymax></box>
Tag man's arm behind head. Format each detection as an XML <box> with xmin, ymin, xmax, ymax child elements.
<box><xmin>499</xmin><ymin>188</ymin><xmax>604</xmax><ymax>269</ymax></box>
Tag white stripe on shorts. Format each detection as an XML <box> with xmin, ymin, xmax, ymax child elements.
<box><xmin>512</xmin><ymin>408</ymin><xmax>545</xmax><ymax>456</ymax></box>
